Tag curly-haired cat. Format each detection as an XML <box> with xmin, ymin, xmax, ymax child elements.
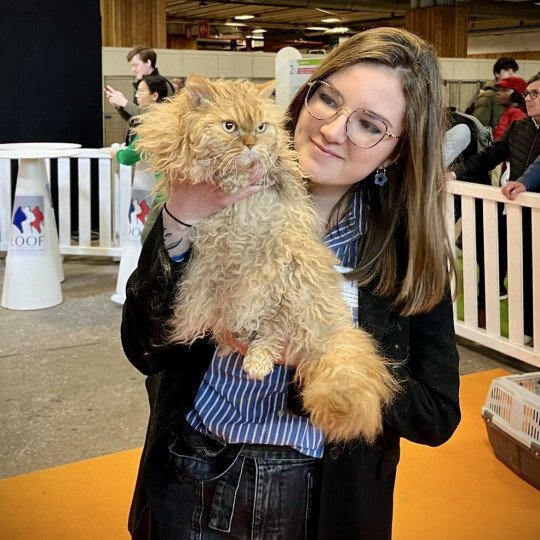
<box><xmin>134</xmin><ymin>74</ymin><xmax>399</xmax><ymax>443</ymax></box>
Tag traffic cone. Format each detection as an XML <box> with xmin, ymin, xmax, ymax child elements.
<box><xmin>1</xmin><ymin>158</ymin><xmax>63</xmax><ymax>309</ymax></box>
<box><xmin>110</xmin><ymin>162</ymin><xmax>155</xmax><ymax>305</ymax></box>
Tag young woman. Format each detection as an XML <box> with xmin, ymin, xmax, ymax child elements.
<box><xmin>113</xmin><ymin>74</ymin><xmax>170</xmax><ymax>240</ymax></box>
<box><xmin>121</xmin><ymin>28</ymin><xmax>461</xmax><ymax>539</ymax></box>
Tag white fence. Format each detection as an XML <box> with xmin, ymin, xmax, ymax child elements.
<box><xmin>0</xmin><ymin>153</ymin><xmax>538</xmax><ymax>367</ymax></box>
<box><xmin>447</xmin><ymin>181</ymin><xmax>539</xmax><ymax>368</ymax></box>
<box><xmin>0</xmin><ymin>149</ymin><xmax>133</xmax><ymax>257</ymax></box>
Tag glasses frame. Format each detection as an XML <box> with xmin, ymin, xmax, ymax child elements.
<box><xmin>523</xmin><ymin>89</ymin><xmax>539</xmax><ymax>100</ymax></box>
<box><xmin>305</xmin><ymin>80</ymin><xmax>401</xmax><ymax>148</ymax></box>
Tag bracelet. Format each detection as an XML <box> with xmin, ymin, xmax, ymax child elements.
<box><xmin>163</xmin><ymin>203</ymin><xmax>193</xmax><ymax>227</ymax></box>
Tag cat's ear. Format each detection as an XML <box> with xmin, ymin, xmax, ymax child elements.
<box><xmin>185</xmin><ymin>74</ymin><xmax>216</xmax><ymax>106</ymax></box>
<box><xmin>258</xmin><ymin>80</ymin><xmax>276</xmax><ymax>100</ymax></box>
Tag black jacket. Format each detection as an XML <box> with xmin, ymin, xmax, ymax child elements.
<box><xmin>454</xmin><ymin>117</ymin><xmax>540</xmax><ymax>185</ymax></box>
<box><xmin>121</xmin><ymin>216</ymin><xmax>461</xmax><ymax>540</ymax></box>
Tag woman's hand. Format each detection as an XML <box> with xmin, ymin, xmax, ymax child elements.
<box><xmin>165</xmin><ymin>166</ymin><xmax>270</xmax><ymax>226</ymax></box>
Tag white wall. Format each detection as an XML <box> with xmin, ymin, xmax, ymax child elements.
<box><xmin>102</xmin><ymin>46</ymin><xmax>276</xmax><ymax>80</ymax></box>
<box><xmin>103</xmin><ymin>46</ymin><xmax>539</xmax><ymax>83</ymax></box>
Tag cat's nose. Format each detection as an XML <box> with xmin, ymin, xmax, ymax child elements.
<box><xmin>242</xmin><ymin>135</ymin><xmax>256</xmax><ymax>149</ymax></box>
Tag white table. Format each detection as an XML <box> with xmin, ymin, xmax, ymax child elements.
<box><xmin>0</xmin><ymin>145</ymin><xmax>80</xmax><ymax>310</ymax></box>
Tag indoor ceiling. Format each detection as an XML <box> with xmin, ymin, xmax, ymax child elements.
<box><xmin>166</xmin><ymin>0</ymin><xmax>540</xmax><ymax>51</ymax></box>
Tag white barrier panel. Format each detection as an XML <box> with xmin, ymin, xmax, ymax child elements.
<box><xmin>447</xmin><ymin>181</ymin><xmax>539</xmax><ymax>367</ymax></box>
<box><xmin>0</xmin><ymin>149</ymin><xmax>127</xmax><ymax>257</ymax></box>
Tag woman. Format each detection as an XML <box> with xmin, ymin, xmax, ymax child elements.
<box><xmin>121</xmin><ymin>27</ymin><xmax>461</xmax><ymax>539</ymax></box>
<box><xmin>113</xmin><ymin>74</ymin><xmax>169</xmax><ymax>165</ymax></box>
<box><xmin>493</xmin><ymin>76</ymin><xmax>527</xmax><ymax>140</ymax></box>
<box><xmin>113</xmin><ymin>74</ymin><xmax>169</xmax><ymax>240</ymax></box>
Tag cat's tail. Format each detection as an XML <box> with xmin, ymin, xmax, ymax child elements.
<box><xmin>296</xmin><ymin>327</ymin><xmax>400</xmax><ymax>443</ymax></box>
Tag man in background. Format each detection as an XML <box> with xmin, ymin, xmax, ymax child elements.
<box><xmin>104</xmin><ymin>45</ymin><xmax>174</xmax><ymax>143</ymax></box>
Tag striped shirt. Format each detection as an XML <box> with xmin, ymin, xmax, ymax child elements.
<box><xmin>184</xmin><ymin>194</ymin><xmax>362</xmax><ymax>457</ymax></box>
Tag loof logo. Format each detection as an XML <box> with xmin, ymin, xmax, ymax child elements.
<box><xmin>128</xmin><ymin>198</ymin><xmax>150</xmax><ymax>226</ymax></box>
<box><xmin>13</xmin><ymin>205</ymin><xmax>45</xmax><ymax>234</ymax></box>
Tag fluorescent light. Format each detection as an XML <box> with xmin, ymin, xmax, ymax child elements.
<box><xmin>325</xmin><ymin>27</ymin><xmax>349</xmax><ymax>34</ymax></box>
<box><xmin>225</xmin><ymin>22</ymin><xmax>246</xmax><ymax>27</ymax></box>
<box><xmin>252</xmin><ymin>28</ymin><xmax>267</xmax><ymax>34</ymax></box>
<box><xmin>321</xmin><ymin>17</ymin><xmax>340</xmax><ymax>23</ymax></box>
<box><xmin>235</xmin><ymin>14</ymin><xmax>255</xmax><ymax>20</ymax></box>
<box><xmin>307</xmin><ymin>26</ymin><xmax>329</xmax><ymax>31</ymax></box>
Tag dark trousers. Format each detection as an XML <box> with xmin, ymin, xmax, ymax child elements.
<box><xmin>139</xmin><ymin>423</ymin><xmax>322</xmax><ymax>540</ymax></box>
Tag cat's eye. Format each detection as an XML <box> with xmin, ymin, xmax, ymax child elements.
<box><xmin>256</xmin><ymin>123</ymin><xmax>267</xmax><ymax>133</ymax></box>
<box><xmin>222</xmin><ymin>121</ymin><xmax>237</xmax><ymax>133</ymax></box>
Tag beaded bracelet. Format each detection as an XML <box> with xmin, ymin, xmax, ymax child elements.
<box><xmin>163</xmin><ymin>203</ymin><xmax>193</xmax><ymax>228</ymax></box>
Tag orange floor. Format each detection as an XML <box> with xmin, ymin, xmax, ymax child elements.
<box><xmin>0</xmin><ymin>368</ymin><xmax>538</xmax><ymax>540</ymax></box>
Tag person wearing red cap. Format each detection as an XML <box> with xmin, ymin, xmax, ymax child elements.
<box><xmin>493</xmin><ymin>76</ymin><xmax>528</xmax><ymax>140</ymax></box>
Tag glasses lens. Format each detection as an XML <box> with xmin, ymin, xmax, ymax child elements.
<box><xmin>347</xmin><ymin>110</ymin><xmax>389</xmax><ymax>148</ymax></box>
<box><xmin>524</xmin><ymin>89</ymin><xmax>538</xmax><ymax>99</ymax></box>
<box><xmin>305</xmin><ymin>81</ymin><xmax>342</xmax><ymax>120</ymax></box>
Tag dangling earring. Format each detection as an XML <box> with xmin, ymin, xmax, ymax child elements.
<box><xmin>374</xmin><ymin>166</ymin><xmax>388</xmax><ymax>187</ymax></box>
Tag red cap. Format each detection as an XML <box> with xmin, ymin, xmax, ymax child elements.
<box><xmin>496</xmin><ymin>76</ymin><xmax>528</xmax><ymax>95</ymax></box>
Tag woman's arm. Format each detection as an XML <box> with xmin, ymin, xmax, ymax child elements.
<box><xmin>120</xmin><ymin>215</ymin><xmax>195</xmax><ymax>375</ymax></box>
<box><xmin>385</xmin><ymin>295</ymin><xmax>461</xmax><ymax>447</ymax></box>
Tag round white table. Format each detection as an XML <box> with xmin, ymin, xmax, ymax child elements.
<box><xmin>0</xmin><ymin>145</ymin><xmax>80</xmax><ymax>310</ymax></box>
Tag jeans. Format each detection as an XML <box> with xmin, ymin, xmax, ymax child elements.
<box><xmin>143</xmin><ymin>422</ymin><xmax>322</xmax><ymax>539</ymax></box>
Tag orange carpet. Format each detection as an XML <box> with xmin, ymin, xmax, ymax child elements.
<box><xmin>0</xmin><ymin>369</ymin><xmax>538</xmax><ymax>540</ymax></box>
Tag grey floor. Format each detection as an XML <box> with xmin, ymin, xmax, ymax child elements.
<box><xmin>0</xmin><ymin>255</ymin><xmax>535</xmax><ymax>479</ymax></box>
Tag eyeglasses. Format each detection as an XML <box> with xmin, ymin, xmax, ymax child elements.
<box><xmin>523</xmin><ymin>89</ymin><xmax>539</xmax><ymax>100</ymax></box>
<box><xmin>305</xmin><ymin>80</ymin><xmax>401</xmax><ymax>148</ymax></box>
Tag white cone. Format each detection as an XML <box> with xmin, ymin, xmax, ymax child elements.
<box><xmin>1</xmin><ymin>158</ymin><xmax>62</xmax><ymax>310</ymax></box>
<box><xmin>111</xmin><ymin>163</ymin><xmax>155</xmax><ymax>305</ymax></box>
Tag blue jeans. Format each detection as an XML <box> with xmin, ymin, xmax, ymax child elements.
<box><xmin>143</xmin><ymin>423</ymin><xmax>322</xmax><ymax>539</ymax></box>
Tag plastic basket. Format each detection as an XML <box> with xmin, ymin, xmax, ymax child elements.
<box><xmin>481</xmin><ymin>372</ymin><xmax>540</xmax><ymax>489</ymax></box>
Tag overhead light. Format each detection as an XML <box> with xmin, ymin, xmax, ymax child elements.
<box><xmin>252</xmin><ymin>28</ymin><xmax>267</xmax><ymax>34</ymax></box>
<box><xmin>225</xmin><ymin>21</ymin><xmax>246</xmax><ymax>27</ymax></box>
<box><xmin>235</xmin><ymin>14</ymin><xmax>255</xmax><ymax>20</ymax></box>
<box><xmin>307</xmin><ymin>26</ymin><xmax>329</xmax><ymax>31</ymax></box>
<box><xmin>325</xmin><ymin>27</ymin><xmax>350</xmax><ymax>34</ymax></box>
<box><xmin>321</xmin><ymin>17</ymin><xmax>341</xmax><ymax>23</ymax></box>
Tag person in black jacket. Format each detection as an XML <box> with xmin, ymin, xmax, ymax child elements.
<box><xmin>121</xmin><ymin>28</ymin><xmax>461</xmax><ymax>539</ymax></box>
<box><xmin>450</xmin><ymin>74</ymin><xmax>540</xmax><ymax>340</ymax></box>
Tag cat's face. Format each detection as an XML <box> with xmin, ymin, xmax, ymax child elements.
<box><xmin>182</xmin><ymin>76</ymin><xmax>285</xmax><ymax>191</ymax></box>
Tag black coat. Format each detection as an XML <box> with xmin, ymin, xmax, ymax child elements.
<box><xmin>121</xmin><ymin>217</ymin><xmax>461</xmax><ymax>540</ymax></box>
<box><xmin>455</xmin><ymin>117</ymin><xmax>540</xmax><ymax>184</ymax></box>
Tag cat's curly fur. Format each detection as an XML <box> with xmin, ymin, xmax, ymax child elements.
<box><xmin>134</xmin><ymin>74</ymin><xmax>399</xmax><ymax>443</ymax></box>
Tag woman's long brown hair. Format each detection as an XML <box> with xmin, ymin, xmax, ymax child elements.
<box><xmin>286</xmin><ymin>27</ymin><xmax>455</xmax><ymax>316</ymax></box>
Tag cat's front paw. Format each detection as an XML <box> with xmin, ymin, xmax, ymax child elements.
<box><xmin>243</xmin><ymin>350</ymin><xmax>275</xmax><ymax>380</ymax></box>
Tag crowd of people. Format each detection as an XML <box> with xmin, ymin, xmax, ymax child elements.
<box><xmin>110</xmin><ymin>36</ymin><xmax>537</xmax><ymax>539</ymax></box>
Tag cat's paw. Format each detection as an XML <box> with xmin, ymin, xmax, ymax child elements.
<box><xmin>243</xmin><ymin>351</ymin><xmax>275</xmax><ymax>380</ymax></box>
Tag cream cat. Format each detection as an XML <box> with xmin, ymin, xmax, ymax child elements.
<box><xmin>134</xmin><ymin>74</ymin><xmax>399</xmax><ymax>443</ymax></box>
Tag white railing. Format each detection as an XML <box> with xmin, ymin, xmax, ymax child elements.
<box><xmin>0</xmin><ymin>149</ymin><xmax>133</xmax><ymax>257</ymax></box>
<box><xmin>1</xmin><ymin>153</ymin><xmax>538</xmax><ymax>367</ymax></box>
<box><xmin>447</xmin><ymin>180</ymin><xmax>539</xmax><ymax>367</ymax></box>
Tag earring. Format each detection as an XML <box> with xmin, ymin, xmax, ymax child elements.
<box><xmin>374</xmin><ymin>166</ymin><xmax>388</xmax><ymax>187</ymax></box>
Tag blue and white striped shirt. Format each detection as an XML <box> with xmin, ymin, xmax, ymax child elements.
<box><xmin>184</xmin><ymin>195</ymin><xmax>362</xmax><ymax>457</ymax></box>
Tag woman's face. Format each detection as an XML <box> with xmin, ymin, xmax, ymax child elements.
<box><xmin>294</xmin><ymin>63</ymin><xmax>406</xmax><ymax>194</ymax></box>
<box><xmin>135</xmin><ymin>80</ymin><xmax>156</xmax><ymax>108</ymax></box>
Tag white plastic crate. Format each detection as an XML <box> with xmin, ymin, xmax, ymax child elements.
<box><xmin>481</xmin><ymin>372</ymin><xmax>540</xmax><ymax>452</ymax></box>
